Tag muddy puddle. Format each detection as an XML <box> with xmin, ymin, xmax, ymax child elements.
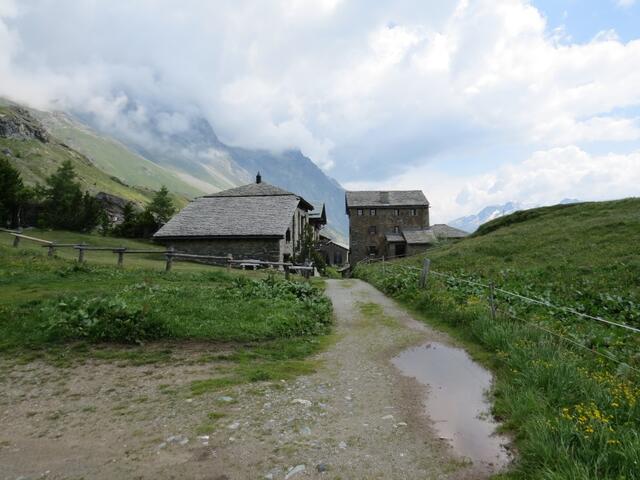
<box><xmin>392</xmin><ymin>342</ymin><xmax>511</xmax><ymax>473</ymax></box>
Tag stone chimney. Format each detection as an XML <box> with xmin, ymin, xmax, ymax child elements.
<box><xmin>256</xmin><ymin>172</ymin><xmax>262</xmax><ymax>184</ymax></box>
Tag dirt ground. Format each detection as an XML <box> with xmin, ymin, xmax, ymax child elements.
<box><xmin>0</xmin><ymin>279</ymin><xmax>504</xmax><ymax>479</ymax></box>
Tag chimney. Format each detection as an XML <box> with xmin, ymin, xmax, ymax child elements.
<box><xmin>256</xmin><ymin>172</ymin><xmax>262</xmax><ymax>184</ymax></box>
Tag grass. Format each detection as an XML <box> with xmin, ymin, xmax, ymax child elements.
<box><xmin>355</xmin><ymin>198</ymin><xmax>640</xmax><ymax>480</ymax></box>
<box><xmin>0</xmin><ymin>230</ymin><xmax>333</xmax><ymax>385</ymax></box>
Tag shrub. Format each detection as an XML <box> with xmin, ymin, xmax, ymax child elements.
<box><xmin>43</xmin><ymin>296</ymin><xmax>168</xmax><ymax>344</ymax></box>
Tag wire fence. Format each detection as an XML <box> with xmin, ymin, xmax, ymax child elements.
<box><xmin>355</xmin><ymin>254</ymin><xmax>640</xmax><ymax>373</ymax></box>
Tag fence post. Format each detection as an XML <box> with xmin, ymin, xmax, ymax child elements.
<box><xmin>12</xmin><ymin>235</ymin><xmax>20</xmax><ymax>248</ymax></box>
<box><xmin>77</xmin><ymin>243</ymin><xmax>85</xmax><ymax>263</ymax></box>
<box><xmin>226</xmin><ymin>254</ymin><xmax>233</xmax><ymax>271</ymax></box>
<box><xmin>489</xmin><ymin>282</ymin><xmax>497</xmax><ymax>320</ymax></box>
<box><xmin>419</xmin><ymin>258</ymin><xmax>431</xmax><ymax>288</ymax></box>
<box><xmin>165</xmin><ymin>246</ymin><xmax>174</xmax><ymax>272</ymax></box>
<box><xmin>117</xmin><ymin>248</ymin><xmax>125</xmax><ymax>268</ymax></box>
<box><xmin>284</xmin><ymin>264</ymin><xmax>290</xmax><ymax>280</ymax></box>
<box><xmin>382</xmin><ymin>256</ymin><xmax>386</xmax><ymax>275</ymax></box>
<box><xmin>47</xmin><ymin>244</ymin><xmax>55</xmax><ymax>257</ymax></box>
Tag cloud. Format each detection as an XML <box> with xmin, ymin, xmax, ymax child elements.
<box><xmin>345</xmin><ymin>146</ymin><xmax>640</xmax><ymax>223</ymax></box>
<box><xmin>614</xmin><ymin>0</ymin><xmax>636</xmax><ymax>8</ymax></box>
<box><xmin>0</xmin><ymin>0</ymin><xmax>639</xmax><ymax>196</ymax></box>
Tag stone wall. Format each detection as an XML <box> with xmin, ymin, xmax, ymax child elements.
<box><xmin>319</xmin><ymin>243</ymin><xmax>349</xmax><ymax>266</ymax></box>
<box><xmin>406</xmin><ymin>243</ymin><xmax>430</xmax><ymax>257</ymax></box>
<box><xmin>158</xmin><ymin>238</ymin><xmax>282</xmax><ymax>264</ymax></box>
<box><xmin>347</xmin><ymin>206</ymin><xmax>429</xmax><ymax>264</ymax></box>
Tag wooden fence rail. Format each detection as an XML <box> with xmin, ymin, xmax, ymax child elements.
<box><xmin>5</xmin><ymin>230</ymin><xmax>314</xmax><ymax>277</ymax></box>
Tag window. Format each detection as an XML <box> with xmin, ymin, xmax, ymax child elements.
<box><xmin>357</xmin><ymin>209</ymin><xmax>364</xmax><ymax>216</ymax></box>
<box><xmin>394</xmin><ymin>209</ymin><xmax>400</xmax><ymax>216</ymax></box>
<box><xmin>368</xmin><ymin>225</ymin><xmax>377</xmax><ymax>235</ymax></box>
<box><xmin>334</xmin><ymin>252</ymin><xmax>342</xmax><ymax>265</ymax></box>
<box><xmin>410</xmin><ymin>208</ymin><xmax>417</xmax><ymax>216</ymax></box>
<box><xmin>368</xmin><ymin>246</ymin><xmax>378</xmax><ymax>256</ymax></box>
<box><xmin>285</xmin><ymin>228</ymin><xmax>291</xmax><ymax>243</ymax></box>
<box><xmin>283</xmin><ymin>254</ymin><xmax>291</xmax><ymax>262</ymax></box>
<box><xmin>370</xmin><ymin>209</ymin><xmax>376</xmax><ymax>216</ymax></box>
<box><xmin>393</xmin><ymin>226</ymin><xmax>400</xmax><ymax>233</ymax></box>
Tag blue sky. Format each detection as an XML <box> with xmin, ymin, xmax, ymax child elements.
<box><xmin>1</xmin><ymin>0</ymin><xmax>639</xmax><ymax>222</ymax></box>
<box><xmin>533</xmin><ymin>0</ymin><xmax>640</xmax><ymax>43</ymax></box>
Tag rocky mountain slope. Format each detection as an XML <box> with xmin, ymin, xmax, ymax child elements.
<box><xmin>0</xmin><ymin>105</ymin><xmax>164</xmax><ymax>207</ymax></box>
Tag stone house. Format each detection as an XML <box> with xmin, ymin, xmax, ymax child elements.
<box><xmin>153</xmin><ymin>174</ymin><xmax>315</xmax><ymax>263</ymax></box>
<box><xmin>318</xmin><ymin>233</ymin><xmax>349</xmax><ymax>266</ymax></box>
<box><xmin>346</xmin><ymin>190</ymin><xmax>431</xmax><ymax>264</ymax></box>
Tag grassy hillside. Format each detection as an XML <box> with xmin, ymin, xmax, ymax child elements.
<box><xmin>33</xmin><ymin>109</ymin><xmax>205</xmax><ymax>200</ymax></box>
<box><xmin>1</xmin><ymin>105</ymin><xmax>159</xmax><ymax>206</ymax></box>
<box><xmin>356</xmin><ymin>198</ymin><xmax>640</xmax><ymax>479</ymax></box>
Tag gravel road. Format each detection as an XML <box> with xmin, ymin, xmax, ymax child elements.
<box><xmin>0</xmin><ymin>279</ymin><xmax>498</xmax><ymax>479</ymax></box>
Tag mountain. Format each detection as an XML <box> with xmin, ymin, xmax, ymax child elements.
<box><xmin>0</xmin><ymin>105</ymin><xmax>162</xmax><ymax>207</ymax></box>
<box><xmin>449</xmin><ymin>201</ymin><xmax>523</xmax><ymax>233</ymax></box>
<box><xmin>73</xmin><ymin>104</ymin><xmax>349</xmax><ymax>237</ymax></box>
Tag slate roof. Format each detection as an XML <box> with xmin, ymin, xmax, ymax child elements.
<box><xmin>426</xmin><ymin>224</ymin><xmax>469</xmax><ymax>239</ymax></box>
<box><xmin>154</xmin><ymin>181</ymin><xmax>307</xmax><ymax>239</ymax></box>
<box><xmin>385</xmin><ymin>232</ymin><xmax>405</xmax><ymax>243</ymax></box>
<box><xmin>402</xmin><ymin>229</ymin><xmax>438</xmax><ymax>245</ymax></box>
<box><xmin>345</xmin><ymin>190</ymin><xmax>429</xmax><ymax>211</ymax></box>
<box><xmin>206</xmin><ymin>182</ymin><xmax>313</xmax><ymax>211</ymax></box>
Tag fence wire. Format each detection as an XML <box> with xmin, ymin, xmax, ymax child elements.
<box><xmin>358</xmin><ymin>256</ymin><xmax>640</xmax><ymax>335</ymax></box>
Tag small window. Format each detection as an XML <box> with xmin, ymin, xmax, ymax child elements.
<box><xmin>334</xmin><ymin>252</ymin><xmax>342</xmax><ymax>264</ymax></box>
<box><xmin>357</xmin><ymin>209</ymin><xmax>364</xmax><ymax>216</ymax></box>
<box><xmin>393</xmin><ymin>226</ymin><xmax>400</xmax><ymax>233</ymax></box>
<box><xmin>285</xmin><ymin>228</ymin><xmax>291</xmax><ymax>243</ymax></box>
<box><xmin>370</xmin><ymin>209</ymin><xmax>376</xmax><ymax>216</ymax></box>
<box><xmin>410</xmin><ymin>208</ymin><xmax>417</xmax><ymax>216</ymax></box>
<box><xmin>394</xmin><ymin>209</ymin><xmax>400</xmax><ymax>216</ymax></box>
<box><xmin>283</xmin><ymin>254</ymin><xmax>291</xmax><ymax>262</ymax></box>
<box><xmin>368</xmin><ymin>246</ymin><xmax>378</xmax><ymax>256</ymax></box>
<box><xmin>368</xmin><ymin>225</ymin><xmax>377</xmax><ymax>235</ymax></box>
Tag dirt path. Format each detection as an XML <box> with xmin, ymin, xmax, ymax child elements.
<box><xmin>0</xmin><ymin>279</ymin><xmax>493</xmax><ymax>479</ymax></box>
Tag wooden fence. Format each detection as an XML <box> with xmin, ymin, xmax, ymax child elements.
<box><xmin>4</xmin><ymin>231</ymin><xmax>314</xmax><ymax>279</ymax></box>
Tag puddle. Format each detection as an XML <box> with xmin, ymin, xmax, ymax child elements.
<box><xmin>392</xmin><ymin>342</ymin><xmax>511</xmax><ymax>472</ymax></box>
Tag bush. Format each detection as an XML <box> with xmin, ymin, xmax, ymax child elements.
<box><xmin>43</xmin><ymin>296</ymin><xmax>168</xmax><ymax>344</ymax></box>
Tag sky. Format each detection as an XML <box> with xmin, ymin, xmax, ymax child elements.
<box><xmin>1</xmin><ymin>0</ymin><xmax>639</xmax><ymax>223</ymax></box>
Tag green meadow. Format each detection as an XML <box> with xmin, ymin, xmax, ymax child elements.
<box><xmin>356</xmin><ymin>198</ymin><xmax>640</xmax><ymax>480</ymax></box>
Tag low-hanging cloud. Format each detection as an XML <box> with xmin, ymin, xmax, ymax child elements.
<box><xmin>0</xmin><ymin>0</ymin><xmax>639</xmax><ymax>211</ymax></box>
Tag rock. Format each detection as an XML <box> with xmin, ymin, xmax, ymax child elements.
<box><xmin>291</xmin><ymin>399</ymin><xmax>312</xmax><ymax>407</ymax></box>
<box><xmin>228</xmin><ymin>421</ymin><xmax>240</xmax><ymax>430</ymax></box>
<box><xmin>316</xmin><ymin>462</ymin><xmax>329</xmax><ymax>472</ymax></box>
<box><xmin>1</xmin><ymin>147</ymin><xmax>12</xmax><ymax>156</ymax></box>
<box><xmin>165</xmin><ymin>434</ymin><xmax>189</xmax><ymax>446</ymax></box>
<box><xmin>381</xmin><ymin>414</ymin><xmax>394</xmax><ymax>420</ymax></box>
<box><xmin>338</xmin><ymin>441</ymin><xmax>347</xmax><ymax>449</ymax></box>
<box><xmin>300</xmin><ymin>426</ymin><xmax>311</xmax><ymax>436</ymax></box>
<box><xmin>284</xmin><ymin>464</ymin><xmax>306</xmax><ymax>479</ymax></box>
<box><xmin>217</xmin><ymin>396</ymin><xmax>234</xmax><ymax>402</ymax></box>
<box><xmin>396</xmin><ymin>422</ymin><xmax>407</xmax><ymax>427</ymax></box>
<box><xmin>264</xmin><ymin>475</ymin><xmax>274</xmax><ymax>480</ymax></box>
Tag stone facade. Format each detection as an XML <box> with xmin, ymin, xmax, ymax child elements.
<box><xmin>348</xmin><ymin>206</ymin><xmax>429</xmax><ymax>263</ymax></box>
<box><xmin>319</xmin><ymin>241</ymin><xmax>349</xmax><ymax>266</ymax></box>
<box><xmin>161</xmin><ymin>238</ymin><xmax>282</xmax><ymax>264</ymax></box>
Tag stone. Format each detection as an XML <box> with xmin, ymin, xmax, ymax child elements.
<box><xmin>228</xmin><ymin>421</ymin><xmax>240</xmax><ymax>430</ymax></box>
<box><xmin>284</xmin><ymin>464</ymin><xmax>306</xmax><ymax>479</ymax></box>
<box><xmin>396</xmin><ymin>422</ymin><xmax>407</xmax><ymax>427</ymax></box>
<box><xmin>165</xmin><ymin>434</ymin><xmax>189</xmax><ymax>446</ymax></box>
<box><xmin>300</xmin><ymin>426</ymin><xmax>311</xmax><ymax>436</ymax></box>
<box><xmin>316</xmin><ymin>462</ymin><xmax>329</xmax><ymax>472</ymax></box>
<box><xmin>381</xmin><ymin>414</ymin><xmax>394</xmax><ymax>420</ymax></box>
<box><xmin>338</xmin><ymin>441</ymin><xmax>347</xmax><ymax>449</ymax></box>
<box><xmin>291</xmin><ymin>398</ymin><xmax>312</xmax><ymax>407</ymax></box>
<box><xmin>218</xmin><ymin>396</ymin><xmax>234</xmax><ymax>402</ymax></box>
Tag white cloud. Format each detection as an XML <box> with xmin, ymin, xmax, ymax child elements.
<box><xmin>345</xmin><ymin>146</ymin><xmax>640</xmax><ymax>223</ymax></box>
<box><xmin>0</xmin><ymin>0</ymin><xmax>639</xmax><ymax>201</ymax></box>
<box><xmin>614</xmin><ymin>0</ymin><xmax>636</xmax><ymax>8</ymax></box>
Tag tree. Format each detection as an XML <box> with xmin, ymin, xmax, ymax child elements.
<box><xmin>0</xmin><ymin>157</ymin><xmax>30</xmax><ymax>228</ymax></box>
<box><xmin>39</xmin><ymin>160</ymin><xmax>104</xmax><ymax>232</ymax></box>
<box><xmin>147</xmin><ymin>186</ymin><xmax>176</xmax><ymax>225</ymax></box>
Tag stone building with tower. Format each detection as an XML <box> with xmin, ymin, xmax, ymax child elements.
<box><xmin>345</xmin><ymin>190</ymin><xmax>432</xmax><ymax>264</ymax></box>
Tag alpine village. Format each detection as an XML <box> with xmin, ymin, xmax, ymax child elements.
<box><xmin>1</xmin><ymin>4</ymin><xmax>640</xmax><ymax>480</ymax></box>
